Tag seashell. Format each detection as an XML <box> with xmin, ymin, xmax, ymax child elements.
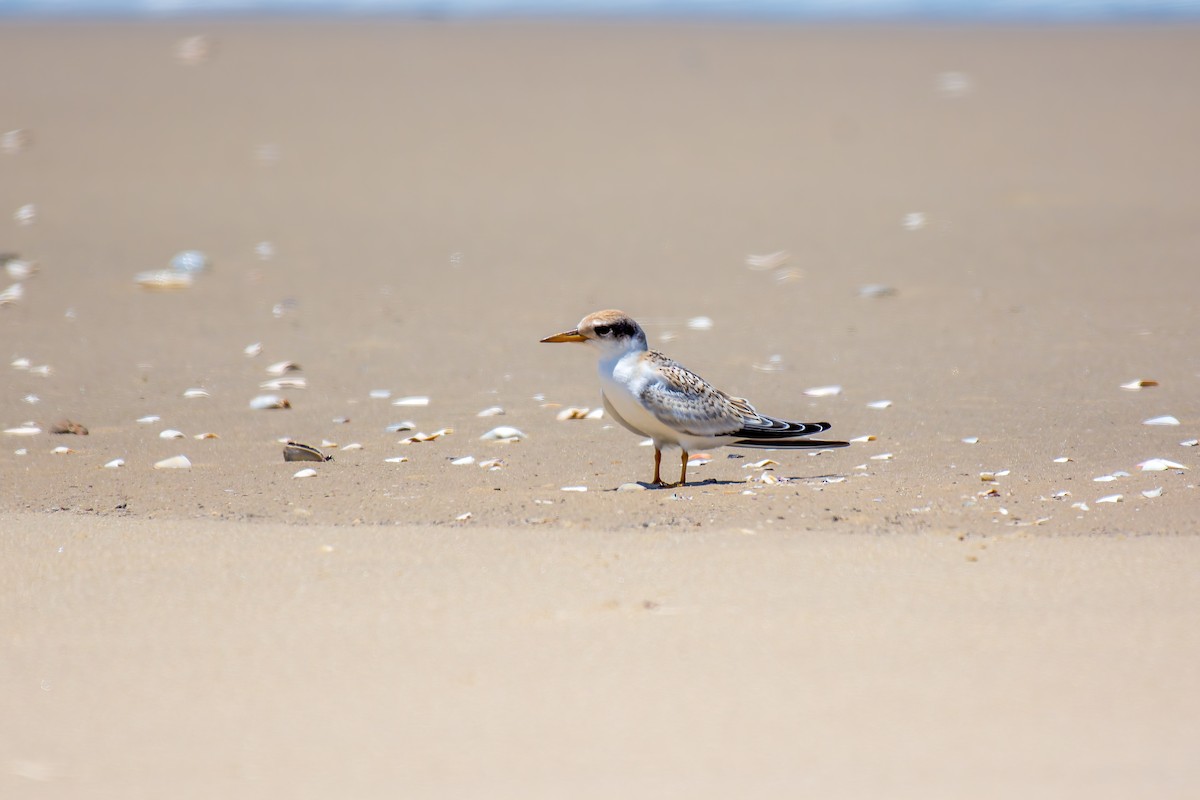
<box><xmin>850</xmin><ymin>435</ymin><xmax>876</xmax><ymax>443</ymax></box>
<box><xmin>292</xmin><ymin>468</ymin><xmax>318</xmax><ymax>479</ymax></box>
<box><xmin>1050</xmin><ymin>490</ymin><xmax>1071</xmax><ymax>499</ymax></box>
<box><xmin>400</xmin><ymin>428</ymin><xmax>452</xmax><ymax>443</ymax></box>
<box><xmin>1093</xmin><ymin>475</ymin><xmax>1118</xmax><ymax>482</ymax></box>
<box><xmin>556</xmin><ymin>407</ymin><xmax>591</xmax><ymax>421</ymax></box>
<box><xmin>455</xmin><ymin>512</ymin><xmax>473</xmax><ymax>521</ymax></box>
<box><xmin>11</xmin><ymin>357</ymin><xmax>30</xmax><ymax>370</ymax></box>
<box><xmin>340</xmin><ymin>443</ymin><xmax>363</xmax><ymax>451</ymax></box>
<box><xmin>978</xmin><ymin>487</ymin><xmax>1000</xmax><ymax>497</ymax></box>
<box><xmin>870</xmin><ymin>453</ymin><xmax>894</xmax><ymax>460</ymax></box>
<box><xmin>638</xmin><ymin>438</ymin><xmax>655</xmax><ymax>447</ymax></box>
<box><xmin>478</xmin><ymin>458</ymin><xmax>503</xmax><ymax>469</ymax></box>
<box><xmin>804</xmin><ymin>385</ymin><xmax>842</xmax><ymax>398</ymax></box>
<box><xmin>1143</xmin><ymin>415</ymin><xmax>1180</xmax><ymax>426</ymax></box>
<box><xmin>477</xmin><ymin>406</ymin><xmax>505</xmax><ymax>417</ymax></box>
<box><xmin>450</xmin><ymin>456</ymin><xmax>476</xmax><ymax>466</ymax></box>
<box><xmin>386</xmin><ymin>421</ymin><xmax>416</xmax><ymax>433</ymax></box>
<box><xmin>902</xmin><ymin>212</ymin><xmax>926</xmax><ymax>231</ymax></box>
<box><xmin>745</xmin><ymin>251</ymin><xmax>789</xmax><ymax>271</ymax></box>
<box><xmin>4</xmin><ymin>258</ymin><xmax>37</xmax><ymax>280</ymax></box>
<box><xmin>169</xmin><ymin>250</ymin><xmax>209</xmax><ymax>274</ymax></box>
<box><xmin>687</xmin><ymin>316</ymin><xmax>714</xmax><ymax>331</ymax></box>
<box><xmin>243</xmin><ymin>342</ymin><xmax>262</xmax><ymax>357</ymax></box>
<box><xmin>0</xmin><ymin>282</ymin><xmax>24</xmax><ymax>305</ymax></box>
<box><xmin>774</xmin><ymin>269</ymin><xmax>803</xmax><ymax>284</ymax></box>
<box><xmin>1071</xmin><ymin>502</ymin><xmax>1090</xmax><ymax>511</ymax></box>
<box><xmin>585</xmin><ymin>407</ymin><xmax>604</xmax><ymax>420</ymax></box>
<box><xmin>332</xmin><ymin>417</ymin><xmax>350</xmax><ymax>424</ymax></box>
<box><xmin>159</xmin><ymin>429</ymin><xmax>185</xmax><ymax>439</ymax></box>
<box><xmin>320</xmin><ymin>440</ymin><xmax>337</xmax><ymax>449</ymax></box>
<box><xmin>135</xmin><ymin>270</ymin><xmax>193</xmax><ymax>291</ymax></box>
<box><xmin>1096</xmin><ymin>494</ymin><xmax>1123</xmax><ymax>504</ymax></box>
<box><xmin>23</xmin><ymin>394</ymin><xmax>39</xmax><ymax>404</ymax></box>
<box><xmin>249</xmin><ymin>394</ymin><xmax>290</xmax><ymax>410</ymax></box>
<box><xmin>51</xmin><ymin>446</ymin><xmax>73</xmax><ymax>455</ymax></box>
<box><xmin>174</xmin><ymin>35</ymin><xmax>212</xmax><ymax>65</ymax></box>
<box><xmin>980</xmin><ymin>472</ymin><xmax>997</xmax><ymax>482</ymax></box>
<box><xmin>104</xmin><ymin>458</ymin><xmax>125</xmax><ymax>468</ymax></box>
<box><xmin>369</xmin><ymin>389</ymin><xmax>392</xmax><ymax>399</ymax></box>
<box><xmin>1137</xmin><ymin>458</ymin><xmax>1186</xmax><ymax>472</ymax></box>
<box><xmin>961</xmin><ymin>436</ymin><xmax>980</xmax><ymax>444</ymax></box>
<box><xmin>393</xmin><ymin>396</ymin><xmax>430</xmax><ymax>407</ymax></box>
<box><xmin>995</xmin><ymin>470</ymin><xmax>1010</xmax><ymax>477</ymax></box>
<box><xmin>183</xmin><ymin>388</ymin><xmax>209</xmax><ymax>399</ymax></box>
<box><xmin>3</xmin><ymin>426</ymin><xmax>41</xmax><ymax>436</ymax></box>
<box><xmin>480</xmin><ymin>426</ymin><xmax>526</xmax><ymax>442</ymax></box>
<box><xmin>14</xmin><ymin>204</ymin><xmax>37</xmax><ymax>226</ymax></box>
<box><xmin>193</xmin><ymin>432</ymin><xmax>219</xmax><ymax>440</ymax></box>
<box><xmin>744</xmin><ymin>459</ymin><xmax>778</xmax><ymax>469</ymax></box>
<box><xmin>260</xmin><ymin>378</ymin><xmax>306</xmax><ymax>391</ymax></box>
<box><xmin>618</xmin><ymin>482</ymin><xmax>646</xmax><ymax>492</ymax></box>
<box><xmin>266</xmin><ymin>360</ymin><xmax>301</xmax><ymax>377</ymax></box>
<box><xmin>858</xmin><ymin>284</ymin><xmax>896</xmax><ymax>299</ymax></box>
<box><xmin>136</xmin><ymin>415</ymin><xmax>161</xmax><ymax>424</ymax></box>
<box><xmin>1053</xmin><ymin>456</ymin><xmax>1072</xmax><ymax>463</ymax></box>
<box><xmin>1181</xmin><ymin>439</ymin><xmax>1199</xmax><ymax>447</ymax></box>
<box><xmin>154</xmin><ymin>455</ymin><xmax>191</xmax><ymax>469</ymax></box>
<box><xmin>49</xmin><ymin>419</ymin><xmax>88</xmax><ymax>435</ymax></box>
<box><xmin>1</xmin><ymin>128</ymin><xmax>31</xmax><ymax>154</ymax></box>
<box><xmin>867</xmin><ymin>400</ymin><xmax>893</xmax><ymax>409</ymax></box>
<box><xmin>284</xmin><ymin>441</ymin><xmax>331</xmax><ymax>462</ymax></box>
<box><xmin>1121</xmin><ymin>379</ymin><xmax>1158</xmax><ymax>391</ymax></box>
<box><xmin>384</xmin><ymin>456</ymin><xmax>409</xmax><ymax>463</ymax></box>
<box><xmin>561</xmin><ymin>486</ymin><xmax>588</xmax><ymax>492</ymax></box>
<box><xmin>29</xmin><ymin>365</ymin><xmax>52</xmax><ymax>377</ymax></box>
<box><xmin>687</xmin><ymin>453</ymin><xmax>713</xmax><ymax>466</ymax></box>
<box><xmin>1142</xmin><ymin>487</ymin><xmax>1164</xmax><ymax>498</ymax></box>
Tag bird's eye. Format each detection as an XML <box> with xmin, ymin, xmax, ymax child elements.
<box><xmin>594</xmin><ymin>325</ymin><xmax>611</xmax><ymax>336</ymax></box>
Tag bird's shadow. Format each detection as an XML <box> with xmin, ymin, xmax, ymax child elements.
<box><xmin>609</xmin><ymin>474</ymin><xmax>845</xmax><ymax>491</ymax></box>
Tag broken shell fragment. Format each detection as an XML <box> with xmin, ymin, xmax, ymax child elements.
<box><xmin>561</xmin><ymin>486</ymin><xmax>588</xmax><ymax>492</ymax></box>
<box><xmin>266</xmin><ymin>360</ymin><xmax>301</xmax><ymax>377</ymax></box>
<box><xmin>159</xmin><ymin>429</ymin><xmax>185</xmax><ymax>439</ymax></box>
<box><xmin>743</xmin><ymin>459</ymin><xmax>779</xmax><ymax>469</ymax></box>
<box><xmin>477</xmin><ymin>406</ymin><xmax>505</xmax><ymax>417</ymax></box>
<box><xmin>4</xmin><ymin>258</ymin><xmax>37</xmax><ymax>280</ymax></box>
<box><xmin>136</xmin><ymin>415</ymin><xmax>161</xmax><ymax>424</ymax></box>
<box><xmin>480</xmin><ymin>426</ymin><xmax>526</xmax><ymax>442</ymax></box>
<box><xmin>1143</xmin><ymin>415</ymin><xmax>1180</xmax><ymax>426</ymax></box>
<box><xmin>169</xmin><ymin>250</ymin><xmax>209</xmax><ymax>274</ymax></box>
<box><xmin>1096</xmin><ymin>494</ymin><xmax>1123</xmax><ymax>504</ymax></box>
<box><xmin>804</xmin><ymin>385</ymin><xmax>842</xmax><ymax>398</ymax></box>
<box><xmin>849</xmin><ymin>435</ymin><xmax>876</xmax><ymax>443</ymax></box>
<box><xmin>3</xmin><ymin>425</ymin><xmax>42</xmax><ymax>436</ymax></box>
<box><xmin>104</xmin><ymin>458</ymin><xmax>125</xmax><ymax>468</ymax></box>
<box><xmin>1121</xmin><ymin>379</ymin><xmax>1159</xmax><ymax>391</ymax></box>
<box><xmin>745</xmin><ymin>251</ymin><xmax>789</xmax><ymax>271</ymax></box>
<box><xmin>284</xmin><ymin>441</ymin><xmax>332</xmax><ymax>462</ymax></box>
<box><xmin>687</xmin><ymin>316</ymin><xmax>714</xmax><ymax>331</ymax></box>
<box><xmin>866</xmin><ymin>400</ymin><xmax>893</xmax><ymax>409</ymax></box>
<box><xmin>260</xmin><ymin>378</ymin><xmax>307</xmax><ymax>391</ymax></box>
<box><xmin>292</xmin><ymin>468</ymin><xmax>318</xmax><ymax>479</ymax></box>
<box><xmin>400</xmin><ymin>428</ymin><xmax>452</xmax><ymax>443</ymax></box>
<box><xmin>249</xmin><ymin>394</ymin><xmax>291</xmax><ymax>410</ymax></box>
<box><xmin>1</xmin><ymin>129</ymin><xmax>31</xmax><ymax>154</ymax></box>
<box><xmin>1053</xmin><ymin>456</ymin><xmax>1073</xmax><ymax>463</ymax></box>
<box><xmin>961</xmin><ymin>436</ymin><xmax>979</xmax><ymax>444</ymax></box>
<box><xmin>858</xmin><ymin>284</ymin><xmax>896</xmax><ymax>299</ymax></box>
<box><xmin>384</xmin><ymin>456</ymin><xmax>409</xmax><ymax>463</ymax></box>
<box><xmin>183</xmin><ymin>388</ymin><xmax>210</xmax><ymax>399</ymax></box>
<box><xmin>870</xmin><ymin>453</ymin><xmax>894</xmax><ymax>460</ymax></box>
<box><xmin>135</xmin><ymin>270</ymin><xmax>193</xmax><ymax>291</ymax></box>
<box><xmin>478</xmin><ymin>458</ymin><xmax>503</xmax><ymax>469</ymax></box>
<box><xmin>49</xmin><ymin>420</ymin><xmax>88</xmax><ymax>435</ymax></box>
<box><xmin>393</xmin><ymin>396</ymin><xmax>430</xmax><ymax>407</ymax></box>
<box><xmin>340</xmin><ymin>443</ymin><xmax>363</xmax><ymax>451</ymax></box>
<box><xmin>386</xmin><ymin>421</ymin><xmax>416</xmax><ymax>433</ymax></box>
<box><xmin>154</xmin><ymin>455</ymin><xmax>191</xmax><ymax>469</ymax></box>
<box><xmin>556</xmin><ymin>407</ymin><xmax>591</xmax><ymax>421</ymax></box>
<box><xmin>0</xmin><ymin>282</ymin><xmax>25</xmax><ymax>306</ymax></box>
<box><xmin>450</xmin><ymin>456</ymin><xmax>476</xmax><ymax>466</ymax></box>
<box><xmin>1137</xmin><ymin>458</ymin><xmax>1186</xmax><ymax>471</ymax></box>
<box><xmin>243</xmin><ymin>342</ymin><xmax>263</xmax><ymax>357</ymax></box>
<box><xmin>1142</xmin><ymin>487</ymin><xmax>1164</xmax><ymax>498</ymax></box>
<box><xmin>455</xmin><ymin>512</ymin><xmax>473</xmax><ymax>521</ymax></box>
<box><xmin>193</xmin><ymin>432</ymin><xmax>219</xmax><ymax>440</ymax></box>
<box><xmin>51</xmin><ymin>446</ymin><xmax>73</xmax><ymax>455</ymax></box>
<box><xmin>1181</xmin><ymin>439</ymin><xmax>1199</xmax><ymax>447</ymax></box>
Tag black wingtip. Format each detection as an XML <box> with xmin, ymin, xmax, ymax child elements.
<box><xmin>732</xmin><ymin>439</ymin><xmax>850</xmax><ymax>450</ymax></box>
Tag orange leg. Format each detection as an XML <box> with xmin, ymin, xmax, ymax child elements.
<box><xmin>652</xmin><ymin>447</ymin><xmax>663</xmax><ymax>486</ymax></box>
<box><xmin>679</xmin><ymin>450</ymin><xmax>689</xmax><ymax>486</ymax></box>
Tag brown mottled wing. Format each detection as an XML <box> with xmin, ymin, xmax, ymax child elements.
<box><xmin>637</xmin><ymin>352</ymin><xmax>747</xmax><ymax>436</ymax></box>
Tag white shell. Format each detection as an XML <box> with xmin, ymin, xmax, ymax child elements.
<box><xmin>744</xmin><ymin>251</ymin><xmax>789</xmax><ymax>271</ymax></box>
<box><xmin>1142</xmin><ymin>487</ymin><xmax>1164</xmax><ymax>498</ymax></box>
<box><xmin>1093</xmin><ymin>475</ymin><xmax>1118</xmax><ymax>482</ymax></box>
<box><xmin>476</xmin><ymin>406</ymin><xmax>505</xmax><ymax>417</ymax></box>
<box><xmin>169</xmin><ymin>250</ymin><xmax>209</xmax><ymax>274</ymax></box>
<box><xmin>1121</xmin><ymin>379</ymin><xmax>1158</xmax><ymax>391</ymax></box>
<box><xmin>260</xmin><ymin>378</ymin><xmax>307</xmax><ymax>390</ymax></box>
<box><xmin>585</xmin><ymin>407</ymin><xmax>604</xmax><ymax>420</ymax></box>
<box><xmin>393</xmin><ymin>396</ymin><xmax>430</xmax><ymax>407</ymax></box>
<box><xmin>1181</xmin><ymin>439</ymin><xmax>1200</xmax><ymax>447</ymax></box>
<box><xmin>961</xmin><ymin>436</ymin><xmax>980</xmax><ymax>444</ymax></box>
<box><xmin>617</xmin><ymin>482</ymin><xmax>646</xmax><ymax>492</ymax></box>
<box><xmin>159</xmin><ymin>429</ymin><xmax>185</xmax><ymax>439</ymax></box>
<box><xmin>193</xmin><ymin>432</ymin><xmax>219</xmax><ymax>440</ymax></box>
<box><xmin>104</xmin><ymin>458</ymin><xmax>125</xmax><ymax>468</ymax></box>
<box><xmin>455</xmin><ymin>512</ymin><xmax>473</xmax><ymax>521</ymax></box>
<box><xmin>870</xmin><ymin>453</ymin><xmax>894</xmax><ymax>460</ymax></box>
<box><xmin>249</xmin><ymin>394</ymin><xmax>290</xmax><ymax>410</ymax></box>
<box><xmin>1</xmin><ymin>128</ymin><xmax>31</xmax><ymax>154</ymax></box>
<box><xmin>804</xmin><ymin>385</ymin><xmax>842</xmax><ymax>398</ymax></box>
<box><xmin>556</xmin><ymin>407</ymin><xmax>591</xmax><ymax>421</ymax></box>
<box><xmin>1096</xmin><ymin>494</ymin><xmax>1123</xmax><ymax>504</ymax></box>
<box><xmin>1053</xmin><ymin>456</ymin><xmax>1073</xmax><ymax>463</ymax></box>
<box><xmin>51</xmin><ymin>446</ymin><xmax>73</xmax><ymax>455</ymax></box>
<box><xmin>29</xmin><ymin>364</ymin><xmax>52</xmax><ymax>377</ymax></box>
<box><xmin>1143</xmin><ymin>415</ymin><xmax>1180</xmax><ymax>426</ymax></box>
<box><xmin>10</xmin><ymin>357</ymin><xmax>30</xmax><ymax>370</ymax></box>
<box><xmin>384</xmin><ymin>456</ymin><xmax>409</xmax><ymax>463</ymax></box>
<box><xmin>14</xmin><ymin>204</ymin><xmax>37</xmax><ymax>226</ymax></box>
<box><xmin>560</xmin><ymin>486</ymin><xmax>588</xmax><ymax>492</ymax></box>
<box><xmin>136</xmin><ymin>415</ymin><xmax>161</xmax><ymax>424</ymax></box>
<box><xmin>866</xmin><ymin>400</ymin><xmax>893</xmax><ymax>409</ymax></box>
<box><xmin>480</xmin><ymin>426</ymin><xmax>526</xmax><ymax>442</ymax></box>
<box><xmin>1137</xmin><ymin>458</ymin><xmax>1186</xmax><ymax>471</ymax></box>
<box><xmin>687</xmin><ymin>316</ymin><xmax>714</xmax><ymax>330</ymax></box>
<box><xmin>4</xmin><ymin>258</ymin><xmax>37</xmax><ymax>280</ymax></box>
<box><xmin>478</xmin><ymin>458</ymin><xmax>503</xmax><ymax>469</ymax></box>
<box><xmin>743</xmin><ymin>459</ymin><xmax>778</xmax><ymax>469</ymax></box>
<box><xmin>3</xmin><ymin>426</ymin><xmax>41</xmax><ymax>436</ymax></box>
<box><xmin>369</xmin><ymin>389</ymin><xmax>392</xmax><ymax>399</ymax></box>
<box><xmin>134</xmin><ymin>270</ymin><xmax>193</xmax><ymax>291</ymax></box>
<box><xmin>243</xmin><ymin>342</ymin><xmax>262</xmax><ymax>357</ymax></box>
<box><xmin>266</xmin><ymin>360</ymin><xmax>301</xmax><ymax>377</ymax></box>
<box><xmin>858</xmin><ymin>284</ymin><xmax>896</xmax><ymax>299</ymax></box>
<box><xmin>340</xmin><ymin>443</ymin><xmax>363</xmax><ymax>451</ymax></box>
<box><xmin>386</xmin><ymin>421</ymin><xmax>416</xmax><ymax>433</ymax></box>
<box><xmin>154</xmin><ymin>455</ymin><xmax>191</xmax><ymax>469</ymax></box>
<box><xmin>0</xmin><ymin>282</ymin><xmax>25</xmax><ymax>305</ymax></box>
<box><xmin>850</xmin><ymin>435</ymin><xmax>876</xmax><ymax>443</ymax></box>
<box><xmin>183</xmin><ymin>388</ymin><xmax>209</xmax><ymax>399</ymax></box>
<box><xmin>450</xmin><ymin>456</ymin><xmax>476</xmax><ymax>466</ymax></box>
<box><xmin>292</xmin><ymin>468</ymin><xmax>318</xmax><ymax>479</ymax></box>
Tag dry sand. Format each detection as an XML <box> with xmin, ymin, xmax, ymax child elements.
<box><xmin>2</xmin><ymin>19</ymin><xmax>1199</xmax><ymax>797</ymax></box>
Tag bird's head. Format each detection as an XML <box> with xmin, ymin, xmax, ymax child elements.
<box><xmin>540</xmin><ymin>309</ymin><xmax>648</xmax><ymax>355</ymax></box>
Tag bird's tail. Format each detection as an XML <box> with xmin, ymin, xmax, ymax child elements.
<box><xmin>732</xmin><ymin>438</ymin><xmax>850</xmax><ymax>449</ymax></box>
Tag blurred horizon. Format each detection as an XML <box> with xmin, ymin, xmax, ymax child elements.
<box><xmin>4</xmin><ymin>0</ymin><xmax>1200</xmax><ymax>21</ymax></box>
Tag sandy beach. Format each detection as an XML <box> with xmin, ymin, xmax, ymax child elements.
<box><xmin>2</xmin><ymin>19</ymin><xmax>1199</xmax><ymax>797</ymax></box>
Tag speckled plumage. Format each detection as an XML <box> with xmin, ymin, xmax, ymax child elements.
<box><xmin>542</xmin><ymin>309</ymin><xmax>848</xmax><ymax>486</ymax></box>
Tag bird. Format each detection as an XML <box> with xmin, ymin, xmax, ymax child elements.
<box><xmin>541</xmin><ymin>309</ymin><xmax>849</xmax><ymax>487</ymax></box>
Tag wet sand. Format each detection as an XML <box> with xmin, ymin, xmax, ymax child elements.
<box><xmin>2</xmin><ymin>19</ymin><xmax>1199</xmax><ymax>797</ymax></box>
